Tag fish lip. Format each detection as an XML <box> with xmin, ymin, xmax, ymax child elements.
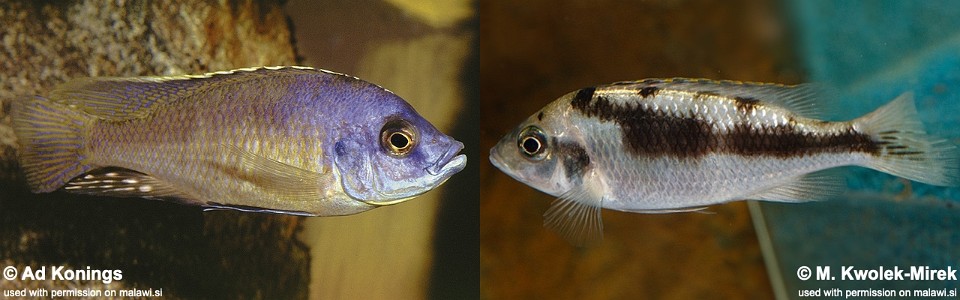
<box><xmin>426</xmin><ymin>141</ymin><xmax>467</xmax><ymax>176</ymax></box>
<box><xmin>488</xmin><ymin>146</ymin><xmax>525</xmax><ymax>184</ymax></box>
<box><xmin>488</xmin><ymin>147</ymin><xmax>506</xmax><ymax>172</ymax></box>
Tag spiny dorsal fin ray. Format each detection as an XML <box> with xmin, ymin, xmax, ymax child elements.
<box><xmin>604</xmin><ymin>78</ymin><xmax>826</xmax><ymax>119</ymax></box>
<box><xmin>48</xmin><ymin>66</ymin><xmax>328</xmax><ymax>121</ymax></box>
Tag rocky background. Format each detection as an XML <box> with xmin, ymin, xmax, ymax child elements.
<box><xmin>0</xmin><ymin>1</ymin><xmax>305</xmax><ymax>298</ymax></box>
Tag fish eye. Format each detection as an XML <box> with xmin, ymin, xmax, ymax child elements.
<box><xmin>518</xmin><ymin>126</ymin><xmax>547</xmax><ymax>159</ymax></box>
<box><xmin>390</xmin><ymin>132</ymin><xmax>410</xmax><ymax>149</ymax></box>
<box><xmin>381</xmin><ymin>119</ymin><xmax>417</xmax><ymax>157</ymax></box>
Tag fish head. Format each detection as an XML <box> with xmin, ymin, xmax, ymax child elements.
<box><xmin>489</xmin><ymin>97</ymin><xmax>583</xmax><ymax>197</ymax></box>
<box><xmin>333</xmin><ymin>93</ymin><xmax>466</xmax><ymax>206</ymax></box>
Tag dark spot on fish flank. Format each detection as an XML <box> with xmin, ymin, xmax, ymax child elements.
<box><xmin>571</xmin><ymin>87</ymin><xmax>596</xmax><ymax>110</ymax></box>
<box><xmin>537</xmin><ymin>111</ymin><xmax>544</xmax><ymax>121</ymax></box>
<box><xmin>726</xmin><ymin>124</ymin><xmax>879</xmax><ymax>158</ymax></box>
<box><xmin>555</xmin><ymin>141</ymin><xmax>591</xmax><ymax>178</ymax></box>
<box><xmin>638</xmin><ymin>86</ymin><xmax>659</xmax><ymax>98</ymax></box>
<box><xmin>734</xmin><ymin>96</ymin><xmax>760</xmax><ymax>112</ymax></box>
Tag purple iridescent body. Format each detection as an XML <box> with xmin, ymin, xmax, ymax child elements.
<box><xmin>12</xmin><ymin>66</ymin><xmax>465</xmax><ymax>216</ymax></box>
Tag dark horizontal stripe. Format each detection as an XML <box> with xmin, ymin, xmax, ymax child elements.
<box><xmin>889</xmin><ymin>151</ymin><xmax>922</xmax><ymax>155</ymax></box>
<box><xmin>570</xmin><ymin>92</ymin><xmax>880</xmax><ymax>158</ymax></box>
<box><xmin>726</xmin><ymin>123</ymin><xmax>878</xmax><ymax>158</ymax></box>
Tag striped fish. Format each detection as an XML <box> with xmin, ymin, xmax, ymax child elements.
<box><xmin>489</xmin><ymin>78</ymin><xmax>959</xmax><ymax>245</ymax></box>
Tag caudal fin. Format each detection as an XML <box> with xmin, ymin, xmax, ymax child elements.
<box><xmin>11</xmin><ymin>96</ymin><xmax>95</xmax><ymax>192</ymax></box>
<box><xmin>856</xmin><ymin>92</ymin><xmax>959</xmax><ymax>186</ymax></box>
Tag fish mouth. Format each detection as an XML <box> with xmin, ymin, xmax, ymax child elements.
<box><xmin>364</xmin><ymin>142</ymin><xmax>466</xmax><ymax>206</ymax></box>
<box><xmin>488</xmin><ymin>147</ymin><xmax>506</xmax><ymax>172</ymax></box>
<box><xmin>426</xmin><ymin>141</ymin><xmax>467</xmax><ymax>177</ymax></box>
<box><xmin>488</xmin><ymin>145</ymin><xmax>526</xmax><ymax>184</ymax></box>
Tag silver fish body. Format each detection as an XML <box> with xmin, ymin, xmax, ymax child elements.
<box><xmin>12</xmin><ymin>66</ymin><xmax>466</xmax><ymax>216</ymax></box>
<box><xmin>490</xmin><ymin>78</ymin><xmax>958</xmax><ymax>245</ymax></box>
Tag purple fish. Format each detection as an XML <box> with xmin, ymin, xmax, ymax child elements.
<box><xmin>12</xmin><ymin>66</ymin><xmax>466</xmax><ymax>216</ymax></box>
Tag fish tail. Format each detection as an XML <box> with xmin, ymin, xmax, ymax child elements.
<box><xmin>856</xmin><ymin>92</ymin><xmax>959</xmax><ymax>186</ymax></box>
<box><xmin>11</xmin><ymin>96</ymin><xmax>96</xmax><ymax>192</ymax></box>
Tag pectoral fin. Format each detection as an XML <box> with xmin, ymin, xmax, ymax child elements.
<box><xmin>543</xmin><ymin>169</ymin><xmax>607</xmax><ymax>246</ymax></box>
<box><xmin>219</xmin><ymin>145</ymin><xmax>331</xmax><ymax>202</ymax></box>
<box><xmin>543</xmin><ymin>189</ymin><xmax>604</xmax><ymax>247</ymax></box>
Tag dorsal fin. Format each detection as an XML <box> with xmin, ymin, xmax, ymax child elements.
<box><xmin>48</xmin><ymin>66</ymin><xmax>330</xmax><ymax>120</ymax></box>
<box><xmin>605</xmin><ymin>78</ymin><xmax>826</xmax><ymax>118</ymax></box>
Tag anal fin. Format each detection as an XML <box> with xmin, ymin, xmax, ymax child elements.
<box><xmin>63</xmin><ymin>168</ymin><xmax>200</xmax><ymax>205</ymax></box>
<box><xmin>748</xmin><ymin>170</ymin><xmax>843</xmax><ymax>202</ymax></box>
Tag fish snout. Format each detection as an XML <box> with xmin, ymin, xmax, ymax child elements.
<box><xmin>427</xmin><ymin>139</ymin><xmax>466</xmax><ymax>176</ymax></box>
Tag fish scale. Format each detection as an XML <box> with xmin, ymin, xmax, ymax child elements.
<box><xmin>491</xmin><ymin>78</ymin><xmax>958</xmax><ymax>245</ymax></box>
